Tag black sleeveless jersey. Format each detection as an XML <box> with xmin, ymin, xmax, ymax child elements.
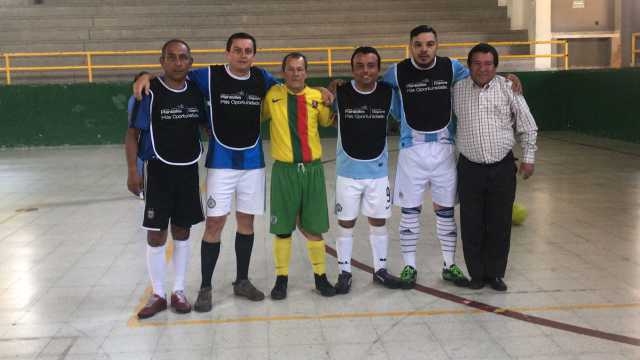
<box><xmin>396</xmin><ymin>56</ymin><xmax>453</xmax><ymax>132</ymax></box>
<box><xmin>336</xmin><ymin>81</ymin><xmax>392</xmax><ymax>160</ymax></box>
<box><xmin>149</xmin><ymin>77</ymin><xmax>204</xmax><ymax>165</ymax></box>
<box><xmin>209</xmin><ymin>65</ymin><xmax>267</xmax><ymax>149</ymax></box>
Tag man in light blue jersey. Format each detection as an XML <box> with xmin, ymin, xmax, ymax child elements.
<box><xmin>383</xmin><ymin>25</ymin><xmax>521</xmax><ymax>289</ymax></box>
<box><xmin>331</xmin><ymin>47</ymin><xmax>403</xmax><ymax>294</ymax></box>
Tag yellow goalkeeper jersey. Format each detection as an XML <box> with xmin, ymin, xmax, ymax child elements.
<box><xmin>262</xmin><ymin>84</ymin><xmax>333</xmax><ymax>163</ymax></box>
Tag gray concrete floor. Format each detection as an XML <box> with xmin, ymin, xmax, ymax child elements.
<box><xmin>0</xmin><ymin>131</ymin><xmax>639</xmax><ymax>359</ymax></box>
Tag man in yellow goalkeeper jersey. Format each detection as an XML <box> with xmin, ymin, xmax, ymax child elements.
<box><xmin>261</xmin><ymin>52</ymin><xmax>336</xmax><ymax>300</ymax></box>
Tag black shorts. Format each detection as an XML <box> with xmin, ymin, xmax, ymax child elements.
<box><xmin>142</xmin><ymin>159</ymin><xmax>204</xmax><ymax>230</ymax></box>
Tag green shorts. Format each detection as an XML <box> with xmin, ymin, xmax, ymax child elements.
<box><xmin>270</xmin><ymin>160</ymin><xmax>329</xmax><ymax>235</ymax></box>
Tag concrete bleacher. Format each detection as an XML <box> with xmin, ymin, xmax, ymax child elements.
<box><xmin>0</xmin><ymin>0</ymin><xmax>530</xmax><ymax>83</ymax></box>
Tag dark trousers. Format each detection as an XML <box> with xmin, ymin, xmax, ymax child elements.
<box><xmin>457</xmin><ymin>152</ymin><xmax>516</xmax><ymax>280</ymax></box>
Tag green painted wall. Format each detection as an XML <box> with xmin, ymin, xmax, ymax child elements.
<box><xmin>0</xmin><ymin>83</ymin><xmax>130</xmax><ymax>147</ymax></box>
<box><xmin>0</xmin><ymin>68</ymin><xmax>639</xmax><ymax>147</ymax></box>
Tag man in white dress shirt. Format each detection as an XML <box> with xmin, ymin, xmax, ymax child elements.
<box><xmin>453</xmin><ymin>43</ymin><xmax>538</xmax><ymax>291</ymax></box>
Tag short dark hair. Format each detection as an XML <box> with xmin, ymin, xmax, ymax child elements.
<box><xmin>281</xmin><ymin>52</ymin><xmax>308</xmax><ymax>71</ymax></box>
<box><xmin>161</xmin><ymin>39</ymin><xmax>191</xmax><ymax>58</ymax></box>
<box><xmin>410</xmin><ymin>25</ymin><xmax>438</xmax><ymax>40</ymax></box>
<box><xmin>226</xmin><ymin>32</ymin><xmax>257</xmax><ymax>54</ymax></box>
<box><xmin>467</xmin><ymin>43</ymin><xmax>499</xmax><ymax>67</ymax></box>
<box><xmin>350</xmin><ymin>46</ymin><xmax>381</xmax><ymax>70</ymax></box>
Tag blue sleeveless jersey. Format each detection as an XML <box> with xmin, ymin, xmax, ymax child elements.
<box><xmin>188</xmin><ymin>65</ymin><xmax>278</xmax><ymax>170</ymax></box>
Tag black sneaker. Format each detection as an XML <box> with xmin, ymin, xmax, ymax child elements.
<box><xmin>334</xmin><ymin>271</ymin><xmax>352</xmax><ymax>295</ymax></box>
<box><xmin>468</xmin><ymin>278</ymin><xmax>484</xmax><ymax>290</ymax></box>
<box><xmin>373</xmin><ymin>268</ymin><xmax>403</xmax><ymax>289</ymax></box>
<box><xmin>442</xmin><ymin>264</ymin><xmax>470</xmax><ymax>287</ymax></box>
<box><xmin>314</xmin><ymin>273</ymin><xmax>336</xmax><ymax>297</ymax></box>
<box><xmin>487</xmin><ymin>277</ymin><xmax>507</xmax><ymax>291</ymax></box>
<box><xmin>193</xmin><ymin>286</ymin><xmax>212</xmax><ymax>313</ymax></box>
<box><xmin>270</xmin><ymin>275</ymin><xmax>288</xmax><ymax>300</ymax></box>
<box><xmin>233</xmin><ymin>279</ymin><xmax>265</xmax><ymax>301</ymax></box>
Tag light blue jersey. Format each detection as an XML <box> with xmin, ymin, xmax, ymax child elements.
<box><xmin>383</xmin><ymin>57</ymin><xmax>468</xmax><ymax>149</ymax></box>
<box><xmin>334</xmin><ymin>81</ymin><xmax>392</xmax><ymax>180</ymax></box>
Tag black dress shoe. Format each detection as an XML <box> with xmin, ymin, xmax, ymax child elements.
<box><xmin>468</xmin><ymin>278</ymin><xmax>485</xmax><ymax>290</ymax></box>
<box><xmin>487</xmin><ymin>277</ymin><xmax>507</xmax><ymax>291</ymax></box>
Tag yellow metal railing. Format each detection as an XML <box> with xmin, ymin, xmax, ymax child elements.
<box><xmin>0</xmin><ymin>40</ymin><xmax>567</xmax><ymax>85</ymax></box>
<box><xmin>633</xmin><ymin>33</ymin><xmax>639</xmax><ymax>66</ymax></box>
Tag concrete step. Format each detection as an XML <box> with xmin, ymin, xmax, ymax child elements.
<box><xmin>0</xmin><ymin>9</ymin><xmax>508</xmax><ymax>30</ymax></box>
<box><xmin>0</xmin><ymin>0</ymin><xmax>529</xmax><ymax>84</ymax></box>
<box><xmin>0</xmin><ymin>20</ymin><xmax>515</xmax><ymax>43</ymax></box>
<box><xmin>20</xmin><ymin>0</ymin><xmax>500</xmax><ymax>8</ymax></box>
<box><xmin>0</xmin><ymin>30</ymin><xmax>529</xmax><ymax>52</ymax></box>
<box><xmin>0</xmin><ymin>0</ymin><xmax>502</xmax><ymax>17</ymax></box>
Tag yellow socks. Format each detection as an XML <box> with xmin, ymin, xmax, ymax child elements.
<box><xmin>306</xmin><ymin>240</ymin><xmax>327</xmax><ymax>275</ymax></box>
<box><xmin>273</xmin><ymin>236</ymin><xmax>292</xmax><ymax>276</ymax></box>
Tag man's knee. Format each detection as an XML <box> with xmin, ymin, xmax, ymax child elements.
<box><xmin>367</xmin><ymin>217</ymin><xmax>386</xmax><ymax>227</ymax></box>
<box><xmin>432</xmin><ymin>202</ymin><xmax>451</xmax><ymax>212</ymax></box>
<box><xmin>171</xmin><ymin>225</ymin><xmax>190</xmax><ymax>240</ymax></box>
<box><xmin>147</xmin><ymin>230</ymin><xmax>167</xmax><ymax>247</ymax></box>
<box><xmin>338</xmin><ymin>219</ymin><xmax>356</xmax><ymax>229</ymax></box>
<box><xmin>236</xmin><ymin>211</ymin><xmax>255</xmax><ymax>235</ymax></box>
<box><xmin>299</xmin><ymin>227</ymin><xmax>323</xmax><ymax>241</ymax></box>
<box><xmin>203</xmin><ymin>216</ymin><xmax>226</xmax><ymax>243</ymax></box>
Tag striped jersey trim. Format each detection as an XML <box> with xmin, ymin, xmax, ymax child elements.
<box><xmin>286</xmin><ymin>93</ymin><xmax>312</xmax><ymax>163</ymax></box>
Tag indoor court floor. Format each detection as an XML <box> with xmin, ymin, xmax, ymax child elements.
<box><xmin>0</xmin><ymin>131</ymin><xmax>639</xmax><ymax>359</ymax></box>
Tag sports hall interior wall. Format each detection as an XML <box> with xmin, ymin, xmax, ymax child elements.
<box><xmin>0</xmin><ymin>68</ymin><xmax>639</xmax><ymax>148</ymax></box>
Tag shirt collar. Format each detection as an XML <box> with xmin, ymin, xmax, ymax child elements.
<box><xmin>286</xmin><ymin>85</ymin><xmax>307</xmax><ymax>95</ymax></box>
<box><xmin>471</xmin><ymin>75</ymin><xmax>498</xmax><ymax>90</ymax></box>
<box><xmin>351</xmin><ymin>79</ymin><xmax>377</xmax><ymax>94</ymax></box>
<box><xmin>410</xmin><ymin>56</ymin><xmax>437</xmax><ymax>70</ymax></box>
<box><xmin>224</xmin><ymin>64</ymin><xmax>250</xmax><ymax>80</ymax></box>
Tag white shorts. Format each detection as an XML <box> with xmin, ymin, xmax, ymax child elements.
<box><xmin>205</xmin><ymin>168</ymin><xmax>265</xmax><ymax>217</ymax></box>
<box><xmin>335</xmin><ymin>176</ymin><xmax>392</xmax><ymax>220</ymax></box>
<box><xmin>394</xmin><ymin>142</ymin><xmax>457</xmax><ymax>209</ymax></box>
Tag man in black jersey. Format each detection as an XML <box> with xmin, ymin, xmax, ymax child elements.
<box><xmin>126</xmin><ymin>39</ymin><xmax>206</xmax><ymax>319</ymax></box>
<box><xmin>330</xmin><ymin>47</ymin><xmax>403</xmax><ymax>294</ymax></box>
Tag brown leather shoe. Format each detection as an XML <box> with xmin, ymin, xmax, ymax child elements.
<box><xmin>170</xmin><ymin>290</ymin><xmax>192</xmax><ymax>314</ymax></box>
<box><xmin>137</xmin><ymin>294</ymin><xmax>167</xmax><ymax>319</ymax></box>
<box><xmin>233</xmin><ymin>279</ymin><xmax>265</xmax><ymax>301</ymax></box>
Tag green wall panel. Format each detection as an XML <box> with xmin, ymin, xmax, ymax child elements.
<box><xmin>0</xmin><ymin>83</ymin><xmax>131</xmax><ymax>147</ymax></box>
<box><xmin>1</xmin><ymin>68</ymin><xmax>639</xmax><ymax>147</ymax></box>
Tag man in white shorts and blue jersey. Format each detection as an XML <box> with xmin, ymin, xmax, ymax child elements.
<box><xmin>383</xmin><ymin>25</ymin><xmax>471</xmax><ymax>289</ymax></box>
<box><xmin>331</xmin><ymin>46</ymin><xmax>403</xmax><ymax>294</ymax></box>
<box><xmin>135</xmin><ymin>33</ymin><xmax>279</xmax><ymax>311</ymax></box>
